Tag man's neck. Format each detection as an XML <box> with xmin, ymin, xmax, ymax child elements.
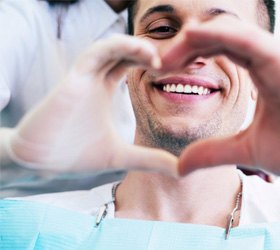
<box><xmin>115</xmin><ymin>166</ymin><xmax>241</xmax><ymax>228</ymax></box>
<box><xmin>105</xmin><ymin>0</ymin><xmax>131</xmax><ymax>13</ymax></box>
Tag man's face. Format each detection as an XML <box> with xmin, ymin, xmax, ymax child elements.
<box><xmin>127</xmin><ymin>0</ymin><xmax>257</xmax><ymax>155</ymax></box>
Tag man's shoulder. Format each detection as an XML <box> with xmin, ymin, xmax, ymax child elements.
<box><xmin>7</xmin><ymin>182</ymin><xmax>117</xmax><ymax>216</ymax></box>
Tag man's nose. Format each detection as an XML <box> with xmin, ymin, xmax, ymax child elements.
<box><xmin>185</xmin><ymin>57</ymin><xmax>207</xmax><ymax>70</ymax></box>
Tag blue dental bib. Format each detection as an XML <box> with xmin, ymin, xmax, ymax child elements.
<box><xmin>1</xmin><ymin>200</ymin><xmax>280</xmax><ymax>250</ymax></box>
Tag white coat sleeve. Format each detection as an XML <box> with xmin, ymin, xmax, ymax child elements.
<box><xmin>0</xmin><ymin>0</ymin><xmax>38</xmax><ymax>111</ymax></box>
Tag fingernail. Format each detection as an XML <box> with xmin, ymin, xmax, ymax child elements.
<box><xmin>152</xmin><ymin>56</ymin><xmax>162</xmax><ymax>69</ymax></box>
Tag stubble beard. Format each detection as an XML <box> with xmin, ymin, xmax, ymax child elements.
<box><xmin>137</xmin><ymin>111</ymin><xmax>222</xmax><ymax>157</ymax></box>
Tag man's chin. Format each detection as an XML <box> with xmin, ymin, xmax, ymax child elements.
<box><xmin>150</xmin><ymin>130</ymin><xmax>199</xmax><ymax>157</ymax></box>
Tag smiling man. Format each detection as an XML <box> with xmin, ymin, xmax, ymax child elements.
<box><xmin>2</xmin><ymin>0</ymin><xmax>280</xmax><ymax>249</ymax></box>
<box><xmin>127</xmin><ymin>1</ymin><xmax>255</xmax><ymax>157</ymax></box>
<box><xmin>117</xmin><ymin>0</ymin><xmax>278</xmax><ymax>228</ymax></box>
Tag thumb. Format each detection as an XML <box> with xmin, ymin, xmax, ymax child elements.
<box><xmin>115</xmin><ymin>144</ymin><xmax>179</xmax><ymax>177</ymax></box>
<box><xmin>178</xmin><ymin>132</ymin><xmax>252</xmax><ymax>176</ymax></box>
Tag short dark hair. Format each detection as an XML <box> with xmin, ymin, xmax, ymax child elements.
<box><xmin>128</xmin><ymin>0</ymin><xmax>276</xmax><ymax>34</ymax></box>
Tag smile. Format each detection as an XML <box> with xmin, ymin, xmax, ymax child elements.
<box><xmin>153</xmin><ymin>76</ymin><xmax>222</xmax><ymax>97</ymax></box>
<box><xmin>162</xmin><ymin>84</ymin><xmax>211</xmax><ymax>95</ymax></box>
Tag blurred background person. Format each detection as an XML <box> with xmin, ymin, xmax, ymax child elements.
<box><xmin>0</xmin><ymin>0</ymin><xmax>135</xmax><ymax>198</ymax></box>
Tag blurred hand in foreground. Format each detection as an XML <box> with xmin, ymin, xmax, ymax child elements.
<box><xmin>2</xmin><ymin>35</ymin><xmax>178</xmax><ymax>176</ymax></box>
<box><xmin>160</xmin><ymin>16</ymin><xmax>280</xmax><ymax>176</ymax></box>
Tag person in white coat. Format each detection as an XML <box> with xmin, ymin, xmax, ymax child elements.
<box><xmin>0</xmin><ymin>0</ymin><xmax>136</xmax><ymax>197</ymax></box>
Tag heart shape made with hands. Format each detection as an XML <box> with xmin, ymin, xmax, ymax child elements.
<box><xmin>159</xmin><ymin>15</ymin><xmax>280</xmax><ymax>176</ymax></box>
<box><xmin>4</xmin><ymin>34</ymin><xmax>178</xmax><ymax>176</ymax></box>
<box><xmin>5</xmin><ymin>15</ymin><xmax>280</xmax><ymax>177</ymax></box>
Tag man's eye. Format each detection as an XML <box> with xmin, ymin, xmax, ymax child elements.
<box><xmin>147</xmin><ymin>25</ymin><xmax>177</xmax><ymax>39</ymax></box>
<box><xmin>145</xmin><ymin>18</ymin><xmax>179</xmax><ymax>39</ymax></box>
<box><xmin>149</xmin><ymin>26</ymin><xmax>176</xmax><ymax>34</ymax></box>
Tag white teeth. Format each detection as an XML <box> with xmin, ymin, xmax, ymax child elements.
<box><xmin>166</xmin><ymin>84</ymin><xmax>171</xmax><ymax>92</ymax></box>
<box><xmin>192</xmin><ymin>85</ymin><xmax>198</xmax><ymax>93</ymax></box>
<box><xmin>176</xmin><ymin>84</ymin><xmax>184</xmax><ymax>93</ymax></box>
<box><xmin>198</xmin><ymin>86</ymin><xmax>204</xmax><ymax>95</ymax></box>
<box><xmin>184</xmin><ymin>85</ymin><xmax>192</xmax><ymax>93</ymax></box>
<box><xmin>162</xmin><ymin>84</ymin><xmax>211</xmax><ymax>95</ymax></box>
<box><xmin>170</xmin><ymin>84</ymin><xmax>176</xmax><ymax>92</ymax></box>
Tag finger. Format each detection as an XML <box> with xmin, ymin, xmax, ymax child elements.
<box><xmin>103</xmin><ymin>38</ymin><xmax>162</xmax><ymax>84</ymax></box>
<box><xmin>0</xmin><ymin>128</ymin><xmax>15</xmax><ymax>164</ymax></box>
<box><xmin>105</xmin><ymin>60</ymin><xmax>137</xmax><ymax>84</ymax></box>
<box><xmin>163</xmin><ymin>15</ymin><xmax>272</xmax><ymax>67</ymax></box>
<box><xmin>86</xmin><ymin>35</ymin><xmax>161</xmax><ymax>78</ymax></box>
<box><xmin>114</xmin><ymin>143</ymin><xmax>179</xmax><ymax>177</ymax></box>
<box><xmin>162</xmin><ymin>16</ymin><xmax>280</xmax><ymax>90</ymax></box>
<box><xmin>178</xmin><ymin>131</ymin><xmax>254</xmax><ymax>176</ymax></box>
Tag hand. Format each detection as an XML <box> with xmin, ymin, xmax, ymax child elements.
<box><xmin>161</xmin><ymin>16</ymin><xmax>280</xmax><ymax>176</ymax></box>
<box><xmin>4</xmin><ymin>35</ymin><xmax>178</xmax><ymax>176</ymax></box>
